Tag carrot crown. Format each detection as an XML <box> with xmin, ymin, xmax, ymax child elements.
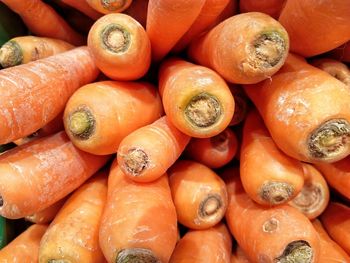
<box><xmin>120</xmin><ymin>148</ymin><xmax>149</xmax><ymax>177</ymax></box>
<box><xmin>101</xmin><ymin>24</ymin><xmax>131</xmax><ymax>53</ymax></box>
<box><xmin>101</xmin><ymin>0</ymin><xmax>127</xmax><ymax>12</ymax></box>
<box><xmin>0</xmin><ymin>41</ymin><xmax>23</xmax><ymax>68</ymax></box>
<box><xmin>67</xmin><ymin>107</ymin><xmax>95</xmax><ymax>140</ymax></box>
<box><xmin>275</xmin><ymin>240</ymin><xmax>313</xmax><ymax>263</ymax></box>
<box><xmin>115</xmin><ymin>248</ymin><xmax>160</xmax><ymax>263</ymax></box>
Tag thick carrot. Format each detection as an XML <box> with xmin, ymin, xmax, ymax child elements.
<box><xmin>231</xmin><ymin>246</ymin><xmax>251</xmax><ymax>263</ymax></box>
<box><xmin>229</xmin><ymin>85</ymin><xmax>248</xmax><ymax>126</ymax></box>
<box><xmin>312</xmin><ymin>219</ymin><xmax>350</xmax><ymax>263</ymax></box>
<box><xmin>64</xmin><ymin>80</ymin><xmax>163</xmax><ymax>155</ymax></box>
<box><xmin>39</xmin><ymin>171</ymin><xmax>107</xmax><ymax>263</ymax></box>
<box><xmin>146</xmin><ymin>0</ymin><xmax>206</xmax><ymax>61</ymax></box>
<box><xmin>169</xmin><ymin>223</ymin><xmax>232</xmax><ymax>263</ymax></box>
<box><xmin>225</xmin><ymin>175</ymin><xmax>320</xmax><ymax>263</ymax></box>
<box><xmin>123</xmin><ymin>0</ymin><xmax>148</xmax><ymax>28</ymax></box>
<box><xmin>0</xmin><ymin>46</ymin><xmax>99</xmax><ymax>145</ymax></box>
<box><xmin>61</xmin><ymin>0</ymin><xmax>102</xmax><ymax>20</ymax></box>
<box><xmin>0</xmin><ymin>224</ymin><xmax>47</xmax><ymax>262</ymax></box>
<box><xmin>239</xmin><ymin>0</ymin><xmax>286</xmax><ymax>19</ymax></box>
<box><xmin>99</xmin><ymin>161</ymin><xmax>177</xmax><ymax>263</ymax></box>
<box><xmin>243</xmin><ymin>53</ymin><xmax>350</xmax><ymax>163</ymax></box>
<box><xmin>0</xmin><ymin>131</ymin><xmax>110</xmax><ymax>219</ymax></box>
<box><xmin>87</xmin><ymin>13</ymin><xmax>151</xmax><ymax>80</ymax></box>
<box><xmin>279</xmin><ymin>0</ymin><xmax>350</xmax><ymax>57</ymax></box>
<box><xmin>185</xmin><ymin>128</ymin><xmax>238</xmax><ymax>169</ymax></box>
<box><xmin>310</xmin><ymin>58</ymin><xmax>350</xmax><ymax>87</ymax></box>
<box><xmin>188</xmin><ymin>12</ymin><xmax>289</xmax><ymax>84</ymax></box>
<box><xmin>117</xmin><ymin>116</ymin><xmax>190</xmax><ymax>183</ymax></box>
<box><xmin>86</xmin><ymin>0</ymin><xmax>132</xmax><ymax>14</ymax></box>
<box><xmin>240</xmin><ymin>110</ymin><xmax>304</xmax><ymax>206</ymax></box>
<box><xmin>289</xmin><ymin>164</ymin><xmax>330</xmax><ymax>220</ymax></box>
<box><xmin>1</xmin><ymin>0</ymin><xmax>84</xmax><ymax>46</ymax></box>
<box><xmin>168</xmin><ymin>160</ymin><xmax>228</xmax><ymax>230</ymax></box>
<box><xmin>320</xmin><ymin>202</ymin><xmax>350</xmax><ymax>255</ymax></box>
<box><xmin>159</xmin><ymin>58</ymin><xmax>234</xmax><ymax>138</ymax></box>
<box><xmin>328</xmin><ymin>41</ymin><xmax>350</xmax><ymax>63</ymax></box>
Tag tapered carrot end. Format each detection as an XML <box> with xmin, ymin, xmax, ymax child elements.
<box><xmin>67</xmin><ymin>108</ymin><xmax>95</xmax><ymax>140</ymax></box>
<box><xmin>101</xmin><ymin>24</ymin><xmax>131</xmax><ymax>53</ymax></box>
<box><xmin>275</xmin><ymin>241</ymin><xmax>314</xmax><ymax>263</ymax></box>
<box><xmin>120</xmin><ymin>148</ymin><xmax>149</xmax><ymax>177</ymax></box>
<box><xmin>0</xmin><ymin>41</ymin><xmax>23</xmax><ymax>68</ymax></box>
<box><xmin>260</xmin><ymin>181</ymin><xmax>294</xmax><ymax>205</ymax></box>
<box><xmin>115</xmin><ymin>248</ymin><xmax>160</xmax><ymax>263</ymax></box>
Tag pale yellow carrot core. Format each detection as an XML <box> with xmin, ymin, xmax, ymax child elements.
<box><xmin>116</xmin><ymin>248</ymin><xmax>160</xmax><ymax>263</ymax></box>
<box><xmin>260</xmin><ymin>181</ymin><xmax>294</xmax><ymax>205</ymax></box>
<box><xmin>101</xmin><ymin>24</ymin><xmax>130</xmax><ymax>53</ymax></box>
<box><xmin>121</xmin><ymin>148</ymin><xmax>149</xmax><ymax>177</ymax></box>
<box><xmin>68</xmin><ymin>108</ymin><xmax>95</xmax><ymax>140</ymax></box>
<box><xmin>276</xmin><ymin>241</ymin><xmax>313</xmax><ymax>263</ymax></box>
<box><xmin>0</xmin><ymin>41</ymin><xmax>23</xmax><ymax>68</ymax></box>
<box><xmin>199</xmin><ymin>194</ymin><xmax>223</xmax><ymax>219</ymax></box>
<box><xmin>101</xmin><ymin>0</ymin><xmax>126</xmax><ymax>11</ymax></box>
<box><xmin>290</xmin><ymin>183</ymin><xmax>323</xmax><ymax>215</ymax></box>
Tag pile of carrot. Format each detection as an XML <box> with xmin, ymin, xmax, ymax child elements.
<box><xmin>0</xmin><ymin>0</ymin><xmax>349</xmax><ymax>262</ymax></box>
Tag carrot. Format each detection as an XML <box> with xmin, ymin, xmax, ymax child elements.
<box><xmin>159</xmin><ymin>58</ymin><xmax>234</xmax><ymax>138</ymax></box>
<box><xmin>289</xmin><ymin>164</ymin><xmax>330</xmax><ymax>220</ymax></box>
<box><xmin>168</xmin><ymin>160</ymin><xmax>228</xmax><ymax>230</ymax></box>
<box><xmin>39</xmin><ymin>171</ymin><xmax>107</xmax><ymax>263</ymax></box>
<box><xmin>231</xmin><ymin>246</ymin><xmax>251</xmax><ymax>263</ymax></box>
<box><xmin>123</xmin><ymin>0</ymin><xmax>148</xmax><ymax>28</ymax></box>
<box><xmin>60</xmin><ymin>0</ymin><xmax>102</xmax><ymax>20</ymax></box>
<box><xmin>146</xmin><ymin>0</ymin><xmax>206</xmax><ymax>61</ymax></box>
<box><xmin>310</xmin><ymin>58</ymin><xmax>350</xmax><ymax>87</ymax></box>
<box><xmin>188</xmin><ymin>12</ymin><xmax>289</xmax><ymax>84</ymax></box>
<box><xmin>312</xmin><ymin>219</ymin><xmax>350</xmax><ymax>263</ymax></box>
<box><xmin>1</xmin><ymin>0</ymin><xmax>85</xmax><ymax>46</ymax></box>
<box><xmin>279</xmin><ymin>0</ymin><xmax>350</xmax><ymax>57</ymax></box>
<box><xmin>63</xmin><ymin>80</ymin><xmax>163</xmax><ymax>155</ymax></box>
<box><xmin>0</xmin><ymin>224</ymin><xmax>47</xmax><ymax>262</ymax></box>
<box><xmin>87</xmin><ymin>13</ymin><xmax>151</xmax><ymax>80</ymax></box>
<box><xmin>117</xmin><ymin>116</ymin><xmax>190</xmax><ymax>183</ymax></box>
<box><xmin>243</xmin><ymin>53</ymin><xmax>350</xmax><ymax>163</ymax></box>
<box><xmin>210</xmin><ymin>0</ymin><xmax>238</xmax><ymax>30</ymax></box>
<box><xmin>320</xmin><ymin>202</ymin><xmax>350</xmax><ymax>255</ymax></box>
<box><xmin>239</xmin><ymin>0</ymin><xmax>286</xmax><ymax>19</ymax></box>
<box><xmin>229</xmin><ymin>85</ymin><xmax>248</xmax><ymax>126</ymax></box>
<box><xmin>240</xmin><ymin>109</ymin><xmax>304</xmax><ymax>206</ymax></box>
<box><xmin>169</xmin><ymin>223</ymin><xmax>232</xmax><ymax>263</ymax></box>
<box><xmin>86</xmin><ymin>0</ymin><xmax>132</xmax><ymax>14</ymax></box>
<box><xmin>328</xmin><ymin>41</ymin><xmax>350</xmax><ymax>63</ymax></box>
<box><xmin>0</xmin><ymin>46</ymin><xmax>99</xmax><ymax>145</ymax></box>
<box><xmin>99</xmin><ymin>161</ymin><xmax>177</xmax><ymax>263</ymax></box>
<box><xmin>224</xmin><ymin>175</ymin><xmax>320</xmax><ymax>263</ymax></box>
<box><xmin>0</xmin><ymin>131</ymin><xmax>110</xmax><ymax>219</ymax></box>
<box><xmin>172</xmin><ymin>0</ymin><xmax>230</xmax><ymax>53</ymax></box>
<box><xmin>185</xmin><ymin>128</ymin><xmax>238</xmax><ymax>169</ymax></box>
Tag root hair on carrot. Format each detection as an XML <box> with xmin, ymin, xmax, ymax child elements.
<box><xmin>68</xmin><ymin>106</ymin><xmax>96</xmax><ymax>140</ymax></box>
<box><xmin>121</xmin><ymin>148</ymin><xmax>149</xmax><ymax>177</ymax></box>
<box><xmin>260</xmin><ymin>181</ymin><xmax>294</xmax><ymax>205</ymax></box>
<box><xmin>276</xmin><ymin>240</ymin><xmax>313</xmax><ymax>263</ymax></box>
<box><xmin>115</xmin><ymin>248</ymin><xmax>160</xmax><ymax>263</ymax></box>
<box><xmin>101</xmin><ymin>24</ymin><xmax>131</xmax><ymax>53</ymax></box>
<box><xmin>0</xmin><ymin>41</ymin><xmax>23</xmax><ymax>68</ymax></box>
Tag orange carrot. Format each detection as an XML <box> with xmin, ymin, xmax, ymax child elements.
<box><xmin>279</xmin><ymin>0</ymin><xmax>350</xmax><ymax>57</ymax></box>
<box><xmin>0</xmin><ymin>46</ymin><xmax>99</xmax><ymax>145</ymax></box>
<box><xmin>0</xmin><ymin>224</ymin><xmax>47</xmax><ymax>262</ymax></box>
<box><xmin>117</xmin><ymin>116</ymin><xmax>190</xmax><ymax>183</ymax></box>
<box><xmin>146</xmin><ymin>0</ymin><xmax>206</xmax><ymax>61</ymax></box>
<box><xmin>188</xmin><ymin>12</ymin><xmax>289</xmax><ymax>84</ymax></box>
<box><xmin>239</xmin><ymin>0</ymin><xmax>286</xmax><ymax>19</ymax></box>
<box><xmin>185</xmin><ymin>128</ymin><xmax>238</xmax><ymax>169</ymax></box>
<box><xmin>243</xmin><ymin>53</ymin><xmax>350</xmax><ymax>163</ymax></box>
<box><xmin>0</xmin><ymin>131</ymin><xmax>110</xmax><ymax>219</ymax></box>
<box><xmin>99</xmin><ymin>161</ymin><xmax>177</xmax><ymax>263</ymax></box>
<box><xmin>231</xmin><ymin>247</ymin><xmax>251</xmax><ymax>263</ymax></box>
<box><xmin>225</xmin><ymin>175</ymin><xmax>320</xmax><ymax>263</ymax></box>
<box><xmin>328</xmin><ymin>41</ymin><xmax>350</xmax><ymax>63</ymax></box>
<box><xmin>87</xmin><ymin>13</ymin><xmax>151</xmax><ymax>80</ymax></box>
<box><xmin>169</xmin><ymin>223</ymin><xmax>232</xmax><ymax>263</ymax></box>
<box><xmin>39</xmin><ymin>171</ymin><xmax>107</xmax><ymax>263</ymax></box>
<box><xmin>168</xmin><ymin>160</ymin><xmax>228</xmax><ymax>230</ymax></box>
<box><xmin>210</xmin><ymin>0</ymin><xmax>238</xmax><ymax>30</ymax></box>
<box><xmin>86</xmin><ymin>0</ymin><xmax>132</xmax><ymax>14</ymax></box>
<box><xmin>312</xmin><ymin>219</ymin><xmax>350</xmax><ymax>263</ymax></box>
<box><xmin>159</xmin><ymin>58</ymin><xmax>234</xmax><ymax>138</ymax></box>
<box><xmin>123</xmin><ymin>0</ymin><xmax>149</xmax><ymax>28</ymax></box>
<box><xmin>229</xmin><ymin>85</ymin><xmax>248</xmax><ymax>126</ymax></box>
<box><xmin>61</xmin><ymin>0</ymin><xmax>102</xmax><ymax>20</ymax></box>
<box><xmin>1</xmin><ymin>0</ymin><xmax>84</xmax><ymax>46</ymax></box>
<box><xmin>289</xmin><ymin>164</ymin><xmax>330</xmax><ymax>220</ymax></box>
<box><xmin>320</xmin><ymin>202</ymin><xmax>350</xmax><ymax>255</ymax></box>
<box><xmin>64</xmin><ymin>80</ymin><xmax>163</xmax><ymax>155</ymax></box>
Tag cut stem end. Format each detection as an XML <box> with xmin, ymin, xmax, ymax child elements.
<box><xmin>122</xmin><ymin>148</ymin><xmax>149</xmax><ymax>177</ymax></box>
<box><xmin>68</xmin><ymin>107</ymin><xmax>95</xmax><ymax>140</ymax></box>
<box><xmin>198</xmin><ymin>194</ymin><xmax>223</xmax><ymax>219</ymax></box>
<box><xmin>116</xmin><ymin>248</ymin><xmax>160</xmax><ymax>263</ymax></box>
<box><xmin>290</xmin><ymin>183</ymin><xmax>323</xmax><ymax>216</ymax></box>
<box><xmin>276</xmin><ymin>240</ymin><xmax>313</xmax><ymax>263</ymax></box>
<box><xmin>101</xmin><ymin>0</ymin><xmax>126</xmax><ymax>11</ymax></box>
<box><xmin>101</xmin><ymin>24</ymin><xmax>130</xmax><ymax>53</ymax></box>
<box><xmin>260</xmin><ymin>182</ymin><xmax>294</xmax><ymax>205</ymax></box>
<box><xmin>0</xmin><ymin>41</ymin><xmax>23</xmax><ymax>68</ymax></box>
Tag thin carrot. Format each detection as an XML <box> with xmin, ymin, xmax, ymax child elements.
<box><xmin>239</xmin><ymin>0</ymin><xmax>286</xmax><ymax>19</ymax></box>
<box><xmin>117</xmin><ymin>116</ymin><xmax>190</xmax><ymax>183</ymax></box>
<box><xmin>1</xmin><ymin>0</ymin><xmax>85</xmax><ymax>46</ymax></box>
<box><xmin>86</xmin><ymin>0</ymin><xmax>132</xmax><ymax>14</ymax></box>
<box><xmin>231</xmin><ymin>246</ymin><xmax>251</xmax><ymax>263</ymax></box>
<box><xmin>320</xmin><ymin>202</ymin><xmax>350</xmax><ymax>255</ymax></box>
<box><xmin>188</xmin><ymin>12</ymin><xmax>289</xmax><ymax>84</ymax></box>
<box><xmin>39</xmin><ymin>171</ymin><xmax>107</xmax><ymax>263</ymax></box>
<box><xmin>312</xmin><ymin>219</ymin><xmax>350</xmax><ymax>263</ymax></box>
<box><xmin>224</xmin><ymin>175</ymin><xmax>320</xmax><ymax>263</ymax></box>
<box><xmin>169</xmin><ymin>223</ymin><xmax>232</xmax><ymax>263</ymax></box>
<box><xmin>328</xmin><ymin>41</ymin><xmax>350</xmax><ymax>63</ymax></box>
<box><xmin>87</xmin><ymin>13</ymin><xmax>151</xmax><ymax>80</ymax></box>
<box><xmin>0</xmin><ymin>46</ymin><xmax>99</xmax><ymax>145</ymax></box>
<box><xmin>0</xmin><ymin>224</ymin><xmax>48</xmax><ymax>262</ymax></box>
<box><xmin>229</xmin><ymin>85</ymin><xmax>248</xmax><ymax>126</ymax></box>
<box><xmin>60</xmin><ymin>0</ymin><xmax>102</xmax><ymax>20</ymax></box>
<box><xmin>243</xmin><ymin>53</ymin><xmax>350</xmax><ymax>163</ymax></box>
<box><xmin>278</xmin><ymin>0</ymin><xmax>350</xmax><ymax>57</ymax></box>
<box><xmin>185</xmin><ymin>128</ymin><xmax>238</xmax><ymax>169</ymax></box>
<box><xmin>168</xmin><ymin>160</ymin><xmax>228</xmax><ymax>230</ymax></box>
<box><xmin>0</xmin><ymin>131</ymin><xmax>110</xmax><ymax>219</ymax></box>
<box><xmin>99</xmin><ymin>160</ymin><xmax>177</xmax><ymax>263</ymax></box>
<box><xmin>146</xmin><ymin>0</ymin><xmax>206</xmax><ymax>61</ymax></box>
<box><xmin>64</xmin><ymin>80</ymin><xmax>163</xmax><ymax>155</ymax></box>
<box><xmin>159</xmin><ymin>58</ymin><xmax>234</xmax><ymax>138</ymax></box>
<box><xmin>123</xmin><ymin>0</ymin><xmax>148</xmax><ymax>28</ymax></box>
<box><xmin>240</xmin><ymin>109</ymin><xmax>304</xmax><ymax>206</ymax></box>
<box><xmin>289</xmin><ymin>164</ymin><xmax>330</xmax><ymax>220</ymax></box>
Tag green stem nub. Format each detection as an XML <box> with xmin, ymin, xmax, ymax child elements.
<box><xmin>101</xmin><ymin>0</ymin><xmax>126</xmax><ymax>11</ymax></box>
<box><xmin>198</xmin><ymin>194</ymin><xmax>223</xmax><ymax>219</ymax></box>
<box><xmin>122</xmin><ymin>148</ymin><xmax>149</xmax><ymax>177</ymax></box>
<box><xmin>101</xmin><ymin>24</ymin><xmax>130</xmax><ymax>53</ymax></box>
<box><xmin>276</xmin><ymin>241</ymin><xmax>313</xmax><ymax>263</ymax></box>
<box><xmin>260</xmin><ymin>182</ymin><xmax>294</xmax><ymax>205</ymax></box>
<box><xmin>0</xmin><ymin>41</ymin><xmax>23</xmax><ymax>68</ymax></box>
<box><xmin>116</xmin><ymin>248</ymin><xmax>160</xmax><ymax>263</ymax></box>
<box><xmin>68</xmin><ymin>107</ymin><xmax>95</xmax><ymax>140</ymax></box>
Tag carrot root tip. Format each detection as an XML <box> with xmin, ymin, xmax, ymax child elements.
<box><xmin>101</xmin><ymin>24</ymin><xmax>130</xmax><ymax>53</ymax></box>
<box><xmin>0</xmin><ymin>41</ymin><xmax>23</xmax><ymax>68</ymax></box>
<box><xmin>68</xmin><ymin>107</ymin><xmax>95</xmax><ymax>140</ymax></box>
<box><xmin>101</xmin><ymin>0</ymin><xmax>127</xmax><ymax>11</ymax></box>
<box><xmin>185</xmin><ymin>93</ymin><xmax>222</xmax><ymax>128</ymax></box>
<box><xmin>260</xmin><ymin>181</ymin><xmax>294</xmax><ymax>205</ymax></box>
<box><xmin>275</xmin><ymin>240</ymin><xmax>313</xmax><ymax>263</ymax></box>
<box><xmin>121</xmin><ymin>148</ymin><xmax>149</xmax><ymax>177</ymax></box>
<box><xmin>198</xmin><ymin>194</ymin><xmax>223</xmax><ymax>220</ymax></box>
<box><xmin>290</xmin><ymin>182</ymin><xmax>323</xmax><ymax>216</ymax></box>
<box><xmin>262</xmin><ymin>218</ymin><xmax>279</xmax><ymax>233</ymax></box>
<box><xmin>115</xmin><ymin>248</ymin><xmax>160</xmax><ymax>263</ymax></box>
<box><xmin>308</xmin><ymin>118</ymin><xmax>350</xmax><ymax>161</ymax></box>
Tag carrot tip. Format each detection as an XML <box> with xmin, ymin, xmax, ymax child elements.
<box><xmin>198</xmin><ymin>194</ymin><xmax>223</xmax><ymax>219</ymax></box>
<box><xmin>101</xmin><ymin>24</ymin><xmax>130</xmax><ymax>53</ymax></box>
<box><xmin>308</xmin><ymin>118</ymin><xmax>350</xmax><ymax>161</ymax></box>
<box><xmin>101</xmin><ymin>0</ymin><xmax>127</xmax><ymax>11</ymax></box>
<box><xmin>0</xmin><ymin>41</ymin><xmax>23</xmax><ymax>68</ymax></box>
<box><xmin>185</xmin><ymin>93</ymin><xmax>222</xmax><ymax>128</ymax></box>
<box><xmin>68</xmin><ymin>107</ymin><xmax>95</xmax><ymax>140</ymax></box>
<box><xmin>260</xmin><ymin>181</ymin><xmax>294</xmax><ymax>205</ymax></box>
<box><xmin>121</xmin><ymin>148</ymin><xmax>149</xmax><ymax>177</ymax></box>
<box><xmin>290</xmin><ymin>183</ymin><xmax>323</xmax><ymax>216</ymax></box>
<box><xmin>275</xmin><ymin>240</ymin><xmax>313</xmax><ymax>263</ymax></box>
<box><xmin>115</xmin><ymin>248</ymin><xmax>160</xmax><ymax>263</ymax></box>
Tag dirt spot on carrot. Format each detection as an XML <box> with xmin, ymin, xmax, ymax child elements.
<box><xmin>68</xmin><ymin>106</ymin><xmax>95</xmax><ymax>140</ymax></box>
<box><xmin>260</xmin><ymin>181</ymin><xmax>294</xmax><ymax>205</ymax></box>
<box><xmin>116</xmin><ymin>248</ymin><xmax>160</xmax><ymax>263</ymax></box>
<box><xmin>275</xmin><ymin>240</ymin><xmax>313</xmax><ymax>263</ymax></box>
<box><xmin>121</xmin><ymin>148</ymin><xmax>149</xmax><ymax>177</ymax></box>
<box><xmin>101</xmin><ymin>24</ymin><xmax>130</xmax><ymax>53</ymax></box>
<box><xmin>290</xmin><ymin>183</ymin><xmax>323</xmax><ymax>215</ymax></box>
<box><xmin>262</xmin><ymin>218</ymin><xmax>279</xmax><ymax>233</ymax></box>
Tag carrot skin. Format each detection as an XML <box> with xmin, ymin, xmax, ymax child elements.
<box><xmin>123</xmin><ymin>0</ymin><xmax>149</xmax><ymax>28</ymax></box>
<box><xmin>60</xmin><ymin>0</ymin><xmax>102</xmax><ymax>20</ymax></box>
<box><xmin>239</xmin><ymin>0</ymin><xmax>286</xmax><ymax>19</ymax></box>
<box><xmin>86</xmin><ymin>0</ymin><xmax>132</xmax><ymax>14</ymax></box>
<box><xmin>231</xmin><ymin>246</ymin><xmax>251</xmax><ymax>263</ymax></box>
